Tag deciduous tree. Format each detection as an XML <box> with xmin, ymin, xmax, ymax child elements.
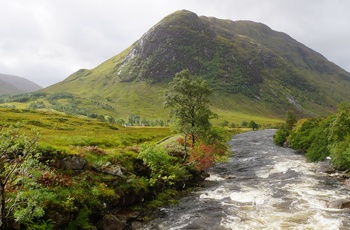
<box><xmin>164</xmin><ymin>69</ymin><xmax>217</xmax><ymax>154</ymax></box>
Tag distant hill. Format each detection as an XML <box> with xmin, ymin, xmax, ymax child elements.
<box><xmin>39</xmin><ymin>10</ymin><xmax>350</xmax><ymax>120</ymax></box>
<box><xmin>0</xmin><ymin>74</ymin><xmax>42</xmax><ymax>95</ymax></box>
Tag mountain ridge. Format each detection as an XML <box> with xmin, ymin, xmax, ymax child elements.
<box><xmin>0</xmin><ymin>73</ymin><xmax>42</xmax><ymax>95</ymax></box>
<box><xmin>43</xmin><ymin>10</ymin><xmax>350</xmax><ymax>119</ymax></box>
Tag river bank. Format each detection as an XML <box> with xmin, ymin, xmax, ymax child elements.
<box><xmin>139</xmin><ymin>129</ymin><xmax>350</xmax><ymax>229</ymax></box>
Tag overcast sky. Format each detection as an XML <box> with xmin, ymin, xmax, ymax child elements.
<box><xmin>1</xmin><ymin>0</ymin><xmax>349</xmax><ymax>87</ymax></box>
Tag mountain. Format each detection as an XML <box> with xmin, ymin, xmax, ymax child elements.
<box><xmin>0</xmin><ymin>74</ymin><xmax>42</xmax><ymax>95</ymax></box>
<box><xmin>43</xmin><ymin>10</ymin><xmax>350</xmax><ymax>120</ymax></box>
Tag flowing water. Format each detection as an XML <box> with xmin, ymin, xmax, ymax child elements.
<box><xmin>139</xmin><ymin>129</ymin><xmax>350</xmax><ymax>230</ymax></box>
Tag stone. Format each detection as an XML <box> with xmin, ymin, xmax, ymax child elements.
<box><xmin>344</xmin><ymin>179</ymin><xmax>350</xmax><ymax>187</ymax></box>
<box><xmin>102</xmin><ymin>165</ymin><xmax>123</xmax><ymax>177</ymax></box>
<box><xmin>97</xmin><ymin>214</ymin><xmax>127</xmax><ymax>230</ymax></box>
<box><xmin>327</xmin><ymin>199</ymin><xmax>350</xmax><ymax>209</ymax></box>
<box><xmin>62</xmin><ymin>156</ymin><xmax>87</xmax><ymax>170</ymax></box>
<box><xmin>316</xmin><ymin>161</ymin><xmax>335</xmax><ymax>174</ymax></box>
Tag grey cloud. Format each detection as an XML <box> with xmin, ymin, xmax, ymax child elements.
<box><xmin>1</xmin><ymin>0</ymin><xmax>350</xmax><ymax>87</ymax></box>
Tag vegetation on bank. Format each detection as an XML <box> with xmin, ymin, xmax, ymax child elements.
<box><xmin>0</xmin><ymin>108</ymin><xmax>239</xmax><ymax>229</ymax></box>
<box><xmin>0</xmin><ymin>70</ymin><xmax>245</xmax><ymax>229</ymax></box>
<box><xmin>274</xmin><ymin>102</ymin><xmax>350</xmax><ymax>170</ymax></box>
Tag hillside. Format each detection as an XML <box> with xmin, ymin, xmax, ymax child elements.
<box><xmin>0</xmin><ymin>73</ymin><xmax>42</xmax><ymax>95</ymax></box>
<box><xmin>41</xmin><ymin>10</ymin><xmax>350</xmax><ymax>119</ymax></box>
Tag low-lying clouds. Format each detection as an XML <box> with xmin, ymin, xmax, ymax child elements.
<box><xmin>1</xmin><ymin>0</ymin><xmax>349</xmax><ymax>87</ymax></box>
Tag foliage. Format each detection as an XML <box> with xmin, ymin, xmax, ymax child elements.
<box><xmin>285</xmin><ymin>110</ymin><xmax>297</xmax><ymax>131</ymax></box>
<box><xmin>164</xmin><ymin>69</ymin><xmax>217</xmax><ymax>147</ymax></box>
<box><xmin>286</xmin><ymin>102</ymin><xmax>350</xmax><ymax>168</ymax></box>
<box><xmin>138</xmin><ymin>144</ymin><xmax>188</xmax><ymax>187</ymax></box>
<box><xmin>229</xmin><ymin>122</ymin><xmax>236</xmax><ymax>128</ymax></box>
<box><xmin>329</xmin><ymin>102</ymin><xmax>350</xmax><ymax>169</ymax></box>
<box><xmin>189</xmin><ymin>141</ymin><xmax>228</xmax><ymax>171</ymax></box>
<box><xmin>273</xmin><ymin>110</ymin><xmax>297</xmax><ymax>146</ymax></box>
<box><xmin>248</xmin><ymin>120</ymin><xmax>259</xmax><ymax>130</ymax></box>
<box><xmin>0</xmin><ymin>123</ymin><xmax>55</xmax><ymax>228</ymax></box>
<box><xmin>273</xmin><ymin>124</ymin><xmax>289</xmax><ymax>146</ymax></box>
<box><xmin>184</xmin><ymin>126</ymin><xmax>230</xmax><ymax>171</ymax></box>
<box><xmin>219</xmin><ymin>120</ymin><xmax>229</xmax><ymax>127</ymax></box>
<box><xmin>288</xmin><ymin>118</ymin><xmax>322</xmax><ymax>152</ymax></box>
<box><xmin>0</xmin><ymin>107</ymin><xmax>230</xmax><ymax>228</ymax></box>
<box><xmin>329</xmin><ymin>136</ymin><xmax>350</xmax><ymax>170</ymax></box>
<box><xmin>304</xmin><ymin>123</ymin><xmax>331</xmax><ymax>162</ymax></box>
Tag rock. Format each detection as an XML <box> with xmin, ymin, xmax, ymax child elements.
<box><xmin>97</xmin><ymin>214</ymin><xmax>127</xmax><ymax>230</ymax></box>
<box><xmin>62</xmin><ymin>156</ymin><xmax>87</xmax><ymax>170</ymax></box>
<box><xmin>46</xmin><ymin>210</ymin><xmax>72</xmax><ymax>229</ymax></box>
<box><xmin>327</xmin><ymin>199</ymin><xmax>350</xmax><ymax>209</ymax></box>
<box><xmin>344</xmin><ymin>179</ymin><xmax>350</xmax><ymax>187</ymax></box>
<box><xmin>316</xmin><ymin>161</ymin><xmax>335</xmax><ymax>174</ymax></box>
<box><xmin>102</xmin><ymin>165</ymin><xmax>123</xmax><ymax>177</ymax></box>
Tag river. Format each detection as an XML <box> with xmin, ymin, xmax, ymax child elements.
<box><xmin>138</xmin><ymin>129</ymin><xmax>350</xmax><ymax>229</ymax></box>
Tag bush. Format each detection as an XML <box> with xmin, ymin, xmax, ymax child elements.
<box><xmin>138</xmin><ymin>144</ymin><xmax>188</xmax><ymax>187</ymax></box>
<box><xmin>330</xmin><ymin>136</ymin><xmax>350</xmax><ymax>170</ymax></box>
<box><xmin>189</xmin><ymin>141</ymin><xmax>227</xmax><ymax>171</ymax></box>
<box><xmin>273</xmin><ymin>125</ymin><xmax>289</xmax><ymax>146</ymax></box>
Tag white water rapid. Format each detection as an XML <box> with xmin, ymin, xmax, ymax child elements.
<box><xmin>139</xmin><ymin>129</ymin><xmax>350</xmax><ymax>230</ymax></box>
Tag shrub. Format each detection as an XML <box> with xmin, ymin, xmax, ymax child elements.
<box><xmin>288</xmin><ymin>118</ymin><xmax>321</xmax><ymax>152</ymax></box>
<box><xmin>189</xmin><ymin>141</ymin><xmax>228</xmax><ymax>171</ymax></box>
<box><xmin>329</xmin><ymin>136</ymin><xmax>350</xmax><ymax>170</ymax></box>
<box><xmin>138</xmin><ymin>144</ymin><xmax>188</xmax><ymax>187</ymax></box>
<box><xmin>273</xmin><ymin>125</ymin><xmax>289</xmax><ymax>146</ymax></box>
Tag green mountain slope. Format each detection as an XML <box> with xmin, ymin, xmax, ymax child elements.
<box><xmin>43</xmin><ymin>10</ymin><xmax>350</xmax><ymax>120</ymax></box>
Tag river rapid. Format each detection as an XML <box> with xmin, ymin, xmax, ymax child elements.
<box><xmin>139</xmin><ymin>129</ymin><xmax>350</xmax><ymax>230</ymax></box>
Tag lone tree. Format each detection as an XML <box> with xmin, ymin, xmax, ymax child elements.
<box><xmin>248</xmin><ymin>120</ymin><xmax>259</xmax><ymax>130</ymax></box>
<box><xmin>164</xmin><ymin>69</ymin><xmax>217</xmax><ymax>152</ymax></box>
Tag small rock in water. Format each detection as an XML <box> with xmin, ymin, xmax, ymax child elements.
<box><xmin>327</xmin><ymin>199</ymin><xmax>350</xmax><ymax>209</ymax></box>
<box><xmin>316</xmin><ymin>161</ymin><xmax>335</xmax><ymax>174</ymax></box>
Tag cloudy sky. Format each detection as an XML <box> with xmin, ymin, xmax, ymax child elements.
<box><xmin>1</xmin><ymin>0</ymin><xmax>349</xmax><ymax>87</ymax></box>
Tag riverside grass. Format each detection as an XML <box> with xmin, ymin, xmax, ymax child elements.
<box><xmin>0</xmin><ymin>108</ymin><xmax>171</xmax><ymax>152</ymax></box>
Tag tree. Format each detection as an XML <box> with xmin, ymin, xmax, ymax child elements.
<box><xmin>219</xmin><ymin>120</ymin><xmax>229</xmax><ymax>127</ymax></box>
<box><xmin>240</xmin><ymin>121</ymin><xmax>248</xmax><ymax>127</ymax></box>
<box><xmin>286</xmin><ymin>110</ymin><xmax>297</xmax><ymax>131</ymax></box>
<box><xmin>164</xmin><ymin>69</ymin><xmax>217</xmax><ymax>152</ymax></box>
<box><xmin>248</xmin><ymin>120</ymin><xmax>259</xmax><ymax>130</ymax></box>
<box><xmin>0</xmin><ymin>123</ymin><xmax>54</xmax><ymax>229</ymax></box>
<box><xmin>274</xmin><ymin>110</ymin><xmax>298</xmax><ymax>146</ymax></box>
<box><xmin>229</xmin><ymin>123</ymin><xmax>235</xmax><ymax>128</ymax></box>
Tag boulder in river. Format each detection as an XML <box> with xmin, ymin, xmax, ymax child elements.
<box><xmin>327</xmin><ymin>199</ymin><xmax>350</xmax><ymax>209</ymax></box>
<box><xmin>316</xmin><ymin>161</ymin><xmax>335</xmax><ymax>174</ymax></box>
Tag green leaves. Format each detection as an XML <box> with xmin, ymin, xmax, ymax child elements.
<box><xmin>138</xmin><ymin>144</ymin><xmax>188</xmax><ymax>187</ymax></box>
<box><xmin>164</xmin><ymin>69</ymin><xmax>216</xmax><ymax>146</ymax></box>
<box><xmin>287</xmin><ymin>102</ymin><xmax>350</xmax><ymax>169</ymax></box>
<box><xmin>0</xmin><ymin>123</ymin><xmax>55</xmax><ymax>228</ymax></box>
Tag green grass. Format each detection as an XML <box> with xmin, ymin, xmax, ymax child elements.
<box><xmin>0</xmin><ymin>108</ymin><xmax>171</xmax><ymax>152</ymax></box>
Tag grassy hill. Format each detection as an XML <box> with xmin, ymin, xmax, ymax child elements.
<box><xmin>5</xmin><ymin>10</ymin><xmax>350</xmax><ymax>124</ymax></box>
